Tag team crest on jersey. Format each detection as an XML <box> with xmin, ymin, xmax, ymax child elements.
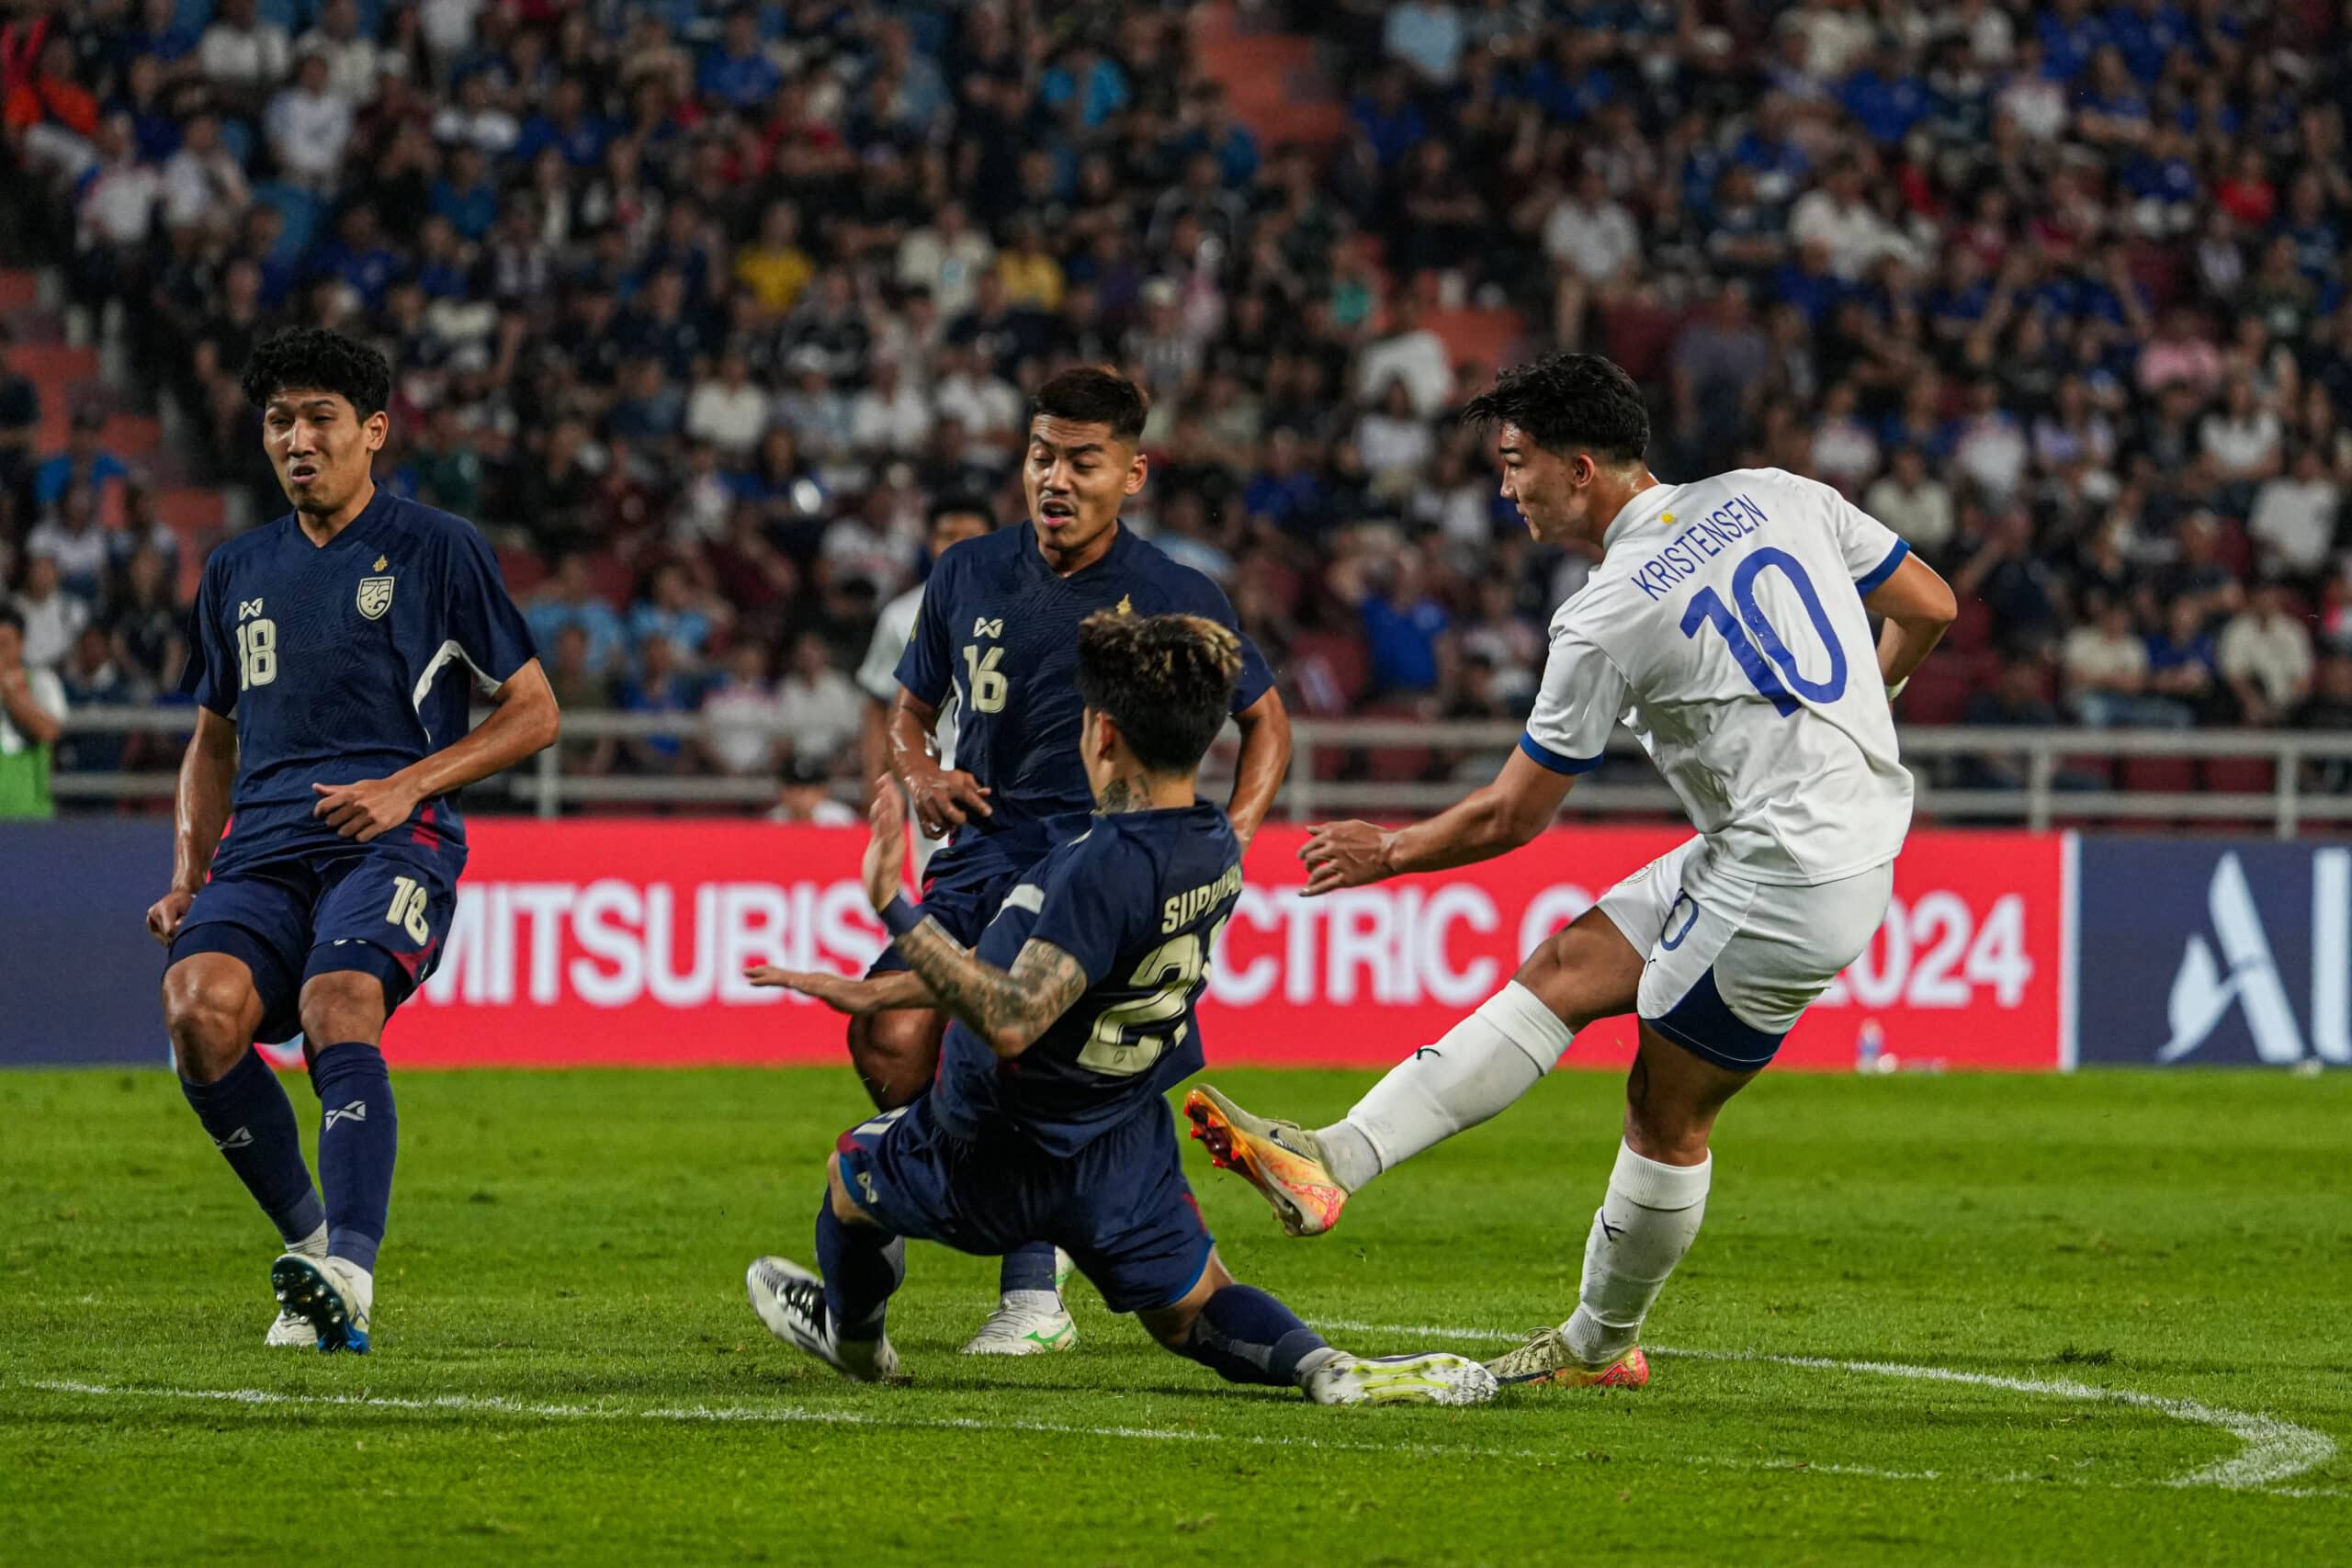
<box><xmin>356</xmin><ymin>573</ymin><xmax>396</xmax><ymax>620</ymax></box>
<box><xmin>1115</xmin><ymin>594</ymin><xmax>1133</xmax><ymax>615</ymax></box>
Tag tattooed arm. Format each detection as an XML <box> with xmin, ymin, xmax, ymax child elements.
<box><xmin>893</xmin><ymin>922</ymin><xmax>1090</xmax><ymax>1059</ymax></box>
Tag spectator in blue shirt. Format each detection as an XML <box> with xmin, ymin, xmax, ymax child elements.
<box><xmin>628</xmin><ymin>561</ymin><xmax>725</xmax><ymax>671</ymax></box>
<box><xmin>33</xmin><ymin>411</ymin><xmax>130</xmax><ymax>513</ymax></box>
<box><xmin>2147</xmin><ymin>596</ymin><xmax>2222</xmax><ymax>723</ymax></box>
<box><xmin>698</xmin><ymin>11</ymin><xmax>781</xmax><ymax>113</ymax></box>
<box><xmin>429</xmin><ymin>143</ymin><xmax>501</xmax><ymax>241</ymax></box>
<box><xmin>1350</xmin><ymin>68</ymin><xmax>1428</xmax><ymax>172</ymax></box>
<box><xmin>1838</xmin><ymin>44</ymin><xmax>1930</xmax><ymax>147</ymax></box>
<box><xmin>525</xmin><ymin>552</ymin><xmax>629</xmax><ymax>679</ymax></box>
<box><xmin>1039</xmin><ymin>45</ymin><xmax>1127</xmax><ymax>130</ymax></box>
<box><xmin>1342</xmin><ymin>547</ymin><xmax>1453</xmax><ymax>701</ymax></box>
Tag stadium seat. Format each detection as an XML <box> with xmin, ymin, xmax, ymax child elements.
<box><xmin>497</xmin><ymin>547</ymin><xmax>549</xmax><ymax>598</ymax></box>
<box><xmin>2201</xmin><ymin>756</ymin><xmax>2276</xmax><ymax>796</ymax></box>
<box><xmin>2120</xmin><ymin>756</ymin><xmax>2198</xmax><ymax>795</ymax></box>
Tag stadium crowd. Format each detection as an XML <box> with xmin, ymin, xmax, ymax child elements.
<box><xmin>6</xmin><ymin>0</ymin><xmax>2352</xmax><ymax>803</ymax></box>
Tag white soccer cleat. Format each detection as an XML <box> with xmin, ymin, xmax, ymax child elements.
<box><xmin>265</xmin><ymin>1308</ymin><xmax>316</xmax><ymax>1348</ymax></box>
<box><xmin>270</xmin><ymin>1253</ymin><xmax>372</xmax><ymax>1354</ymax></box>
<box><xmin>960</xmin><ymin>1248</ymin><xmax>1079</xmax><ymax>1356</ymax></box>
<box><xmin>1303</xmin><ymin>1350</ymin><xmax>1500</xmax><ymax>1407</ymax></box>
<box><xmin>746</xmin><ymin>1256</ymin><xmax>903</xmax><ymax>1383</ymax></box>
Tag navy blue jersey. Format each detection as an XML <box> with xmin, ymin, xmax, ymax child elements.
<box><xmin>932</xmin><ymin>803</ymin><xmax>1242</xmax><ymax>1157</ymax></box>
<box><xmin>893</xmin><ymin>524</ymin><xmax>1273</xmax><ymax>833</ymax></box>
<box><xmin>181</xmin><ymin>490</ymin><xmax>537</xmax><ymax>867</ymax></box>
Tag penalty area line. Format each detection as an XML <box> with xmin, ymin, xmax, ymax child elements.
<box><xmin>1317</xmin><ymin>1321</ymin><xmax>2340</xmax><ymax>1495</ymax></box>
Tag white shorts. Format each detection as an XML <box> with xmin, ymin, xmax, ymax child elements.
<box><xmin>1594</xmin><ymin>837</ymin><xmax>1893</xmax><ymax>1071</ymax></box>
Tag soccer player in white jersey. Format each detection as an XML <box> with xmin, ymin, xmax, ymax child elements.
<box><xmin>854</xmin><ymin>494</ymin><xmax>996</xmax><ymax>874</ymax></box>
<box><xmin>1187</xmin><ymin>354</ymin><xmax>1957</xmax><ymax>1388</ymax></box>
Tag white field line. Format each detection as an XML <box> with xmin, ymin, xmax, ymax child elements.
<box><xmin>20</xmin><ymin>1376</ymin><xmax>1925</xmax><ymax>1477</ymax></box>
<box><xmin>1320</xmin><ymin>1321</ymin><xmax>2339</xmax><ymax>1494</ymax></box>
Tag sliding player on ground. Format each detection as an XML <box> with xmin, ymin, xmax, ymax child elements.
<box><xmin>759</xmin><ymin>367</ymin><xmax>1290</xmax><ymax>1356</ymax></box>
<box><xmin>1188</xmin><ymin>354</ymin><xmax>1956</xmax><ymax>1388</ymax></box>
<box><xmin>747</xmin><ymin>613</ymin><xmax>1490</xmax><ymax>1407</ymax></box>
<box><xmin>144</xmin><ymin>328</ymin><xmax>558</xmax><ymax>1352</ymax></box>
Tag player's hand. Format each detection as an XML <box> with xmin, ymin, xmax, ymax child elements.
<box><xmin>145</xmin><ymin>887</ymin><xmax>196</xmax><ymax>946</ymax></box>
<box><xmin>862</xmin><ymin>777</ymin><xmax>910</xmax><ymax>912</ymax></box>
<box><xmin>311</xmin><ymin>776</ymin><xmax>424</xmax><ymax>841</ymax></box>
<box><xmin>741</xmin><ymin>965</ymin><xmax>876</xmax><ymax>1015</ymax></box>
<box><xmin>1299</xmin><ymin>820</ymin><xmax>1395</xmax><ymax>897</ymax></box>
<box><xmin>900</xmin><ymin>760</ymin><xmax>991</xmax><ymax>837</ymax></box>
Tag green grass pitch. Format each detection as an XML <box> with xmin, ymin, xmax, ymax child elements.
<box><xmin>2</xmin><ymin>1065</ymin><xmax>2346</xmax><ymax>1565</ymax></box>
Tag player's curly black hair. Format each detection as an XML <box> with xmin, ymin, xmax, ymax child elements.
<box><xmin>238</xmin><ymin>327</ymin><xmax>392</xmax><ymax>416</ymax></box>
<box><xmin>1030</xmin><ymin>366</ymin><xmax>1148</xmax><ymax>444</ymax></box>
<box><xmin>1460</xmin><ymin>352</ymin><xmax>1649</xmax><ymax>464</ymax></box>
<box><xmin>1074</xmin><ymin>610</ymin><xmax>1242</xmax><ymax>776</ymax></box>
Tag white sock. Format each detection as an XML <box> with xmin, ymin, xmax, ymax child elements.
<box><xmin>1317</xmin><ymin>982</ymin><xmax>1573</xmax><ymax>1191</ymax></box>
<box><xmin>330</xmin><ymin>1258</ymin><xmax>376</xmax><ymax>1317</ymax></box>
<box><xmin>1562</xmin><ymin>1142</ymin><xmax>1712</xmax><ymax>1366</ymax></box>
<box><xmin>287</xmin><ymin>1223</ymin><xmax>328</xmax><ymax>1260</ymax></box>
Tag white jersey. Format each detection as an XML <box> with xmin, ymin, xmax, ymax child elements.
<box><xmin>857</xmin><ymin>583</ymin><xmax>956</xmax><ymax>770</ymax></box>
<box><xmin>1522</xmin><ymin>468</ymin><xmax>1915</xmax><ymax>886</ymax></box>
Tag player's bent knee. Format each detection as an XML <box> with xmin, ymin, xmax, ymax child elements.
<box><xmin>1137</xmin><ymin>1249</ymin><xmax>1232</xmax><ymax>1350</ymax></box>
<box><xmin>1515</xmin><ymin>908</ymin><xmax>1644</xmax><ymax>1032</ymax></box>
<box><xmin>297</xmin><ymin>969</ymin><xmax>389</xmax><ymax>1048</ymax></box>
<box><xmin>824</xmin><ymin>1154</ymin><xmax>873</xmax><ymax>1225</ymax></box>
<box><xmin>847</xmin><ymin>1011</ymin><xmax>941</xmax><ymax>1111</ymax></box>
<box><xmin>161</xmin><ymin>959</ymin><xmax>263</xmax><ymax>1082</ymax></box>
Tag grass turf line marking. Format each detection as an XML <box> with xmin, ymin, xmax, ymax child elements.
<box><xmin>21</xmin><ymin>1377</ymin><xmax>1941</xmax><ymax>1479</ymax></box>
<box><xmin>1319</xmin><ymin>1321</ymin><xmax>2338</xmax><ymax>1494</ymax></box>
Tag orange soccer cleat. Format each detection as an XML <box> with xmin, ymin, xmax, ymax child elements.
<box><xmin>1183</xmin><ymin>1085</ymin><xmax>1351</xmax><ymax>1237</ymax></box>
<box><xmin>1485</xmin><ymin>1329</ymin><xmax>1650</xmax><ymax>1389</ymax></box>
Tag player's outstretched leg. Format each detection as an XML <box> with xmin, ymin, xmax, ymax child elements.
<box><xmin>1140</xmin><ymin>1252</ymin><xmax>1496</xmax><ymax>1407</ymax></box>
<box><xmin>1190</xmin><ymin>907</ymin><xmax>1642</xmax><ymax>1234</ymax></box>
<box><xmin>163</xmin><ymin>954</ymin><xmax>332</xmax><ymax>1347</ymax></box>
<box><xmin>748</xmin><ymin>1173</ymin><xmax>906</xmax><ymax>1382</ymax></box>
<box><xmin>1488</xmin><ymin>1024</ymin><xmax>1750</xmax><ymax>1390</ymax></box>
<box><xmin>962</xmin><ymin>1243</ymin><xmax>1077</xmax><ymax>1356</ymax></box>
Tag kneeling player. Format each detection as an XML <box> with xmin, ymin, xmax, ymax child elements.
<box><xmin>745</xmin><ymin>613</ymin><xmax>1493</xmax><ymax>1406</ymax></box>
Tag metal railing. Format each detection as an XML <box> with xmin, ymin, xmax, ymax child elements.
<box><xmin>44</xmin><ymin>706</ymin><xmax>2352</xmax><ymax>837</ymax></box>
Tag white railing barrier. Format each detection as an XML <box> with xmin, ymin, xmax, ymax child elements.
<box><xmin>47</xmin><ymin>708</ymin><xmax>2352</xmax><ymax>838</ymax></box>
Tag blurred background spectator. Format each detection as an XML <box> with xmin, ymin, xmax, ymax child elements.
<box><xmin>2</xmin><ymin>0</ymin><xmax>2348</xmax><ymax>817</ymax></box>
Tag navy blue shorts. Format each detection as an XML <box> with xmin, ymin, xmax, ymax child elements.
<box><xmin>864</xmin><ymin>822</ymin><xmax>1060</xmax><ymax>977</ymax></box>
<box><xmin>833</xmin><ymin>1094</ymin><xmax>1215</xmax><ymax>1315</ymax></box>
<box><xmin>167</xmin><ymin>844</ymin><xmax>460</xmax><ymax>1044</ymax></box>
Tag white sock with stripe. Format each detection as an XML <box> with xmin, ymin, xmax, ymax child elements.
<box><xmin>1562</xmin><ymin>1141</ymin><xmax>1712</xmax><ymax>1366</ymax></box>
<box><xmin>1316</xmin><ymin>982</ymin><xmax>1573</xmax><ymax>1191</ymax></box>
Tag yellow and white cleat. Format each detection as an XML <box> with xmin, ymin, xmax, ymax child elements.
<box><xmin>1304</xmin><ymin>1351</ymin><xmax>1499</xmax><ymax>1407</ymax></box>
<box><xmin>1485</xmin><ymin>1328</ymin><xmax>1650</xmax><ymax>1389</ymax></box>
<box><xmin>1183</xmin><ymin>1086</ymin><xmax>1350</xmax><ymax>1237</ymax></box>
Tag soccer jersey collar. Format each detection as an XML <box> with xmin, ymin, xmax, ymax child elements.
<box><xmin>1021</xmin><ymin>516</ymin><xmax>1136</xmax><ymax>581</ymax></box>
<box><xmin>1600</xmin><ymin>481</ymin><xmax>1679</xmax><ymax>554</ymax></box>
<box><xmin>286</xmin><ymin>485</ymin><xmax>394</xmax><ymax>553</ymax></box>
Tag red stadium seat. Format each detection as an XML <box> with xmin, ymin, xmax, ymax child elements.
<box><xmin>1894</xmin><ymin>665</ymin><xmax>1973</xmax><ymax>725</ymax></box>
<box><xmin>2201</xmin><ymin>756</ymin><xmax>2276</xmax><ymax>795</ymax></box>
<box><xmin>1945</xmin><ymin>596</ymin><xmax>1996</xmax><ymax>653</ymax></box>
<box><xmin>497</xmin><ymin>547</ymin><xmax>548</xmax><ymax>598</ymax></box>
<box><xmin>2120</xmin><ymin>756</ymin><xmax>2198</xmax><ymax>794</ymax></box>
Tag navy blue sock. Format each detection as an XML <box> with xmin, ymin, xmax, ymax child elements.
<box><xmin>1178</xmin><ymin>1284</ymin><xmax>1329</xmax><ymax>1387</ymax></box>
<box><xmin>815</xmin><ymin>1196</ymin><xmax>904</xmax><ymax>1339</ymax></box>
<box><xmin>309</xmin><ymin>1043</ymin><xmax>396</xmax><ymax>1275</ymax></box>
<box><xmin>179</xmin><ymin>1048</ymin><xmax>325</xmax><ymax>1246</ymax></box>
<box><xmin>999</xmin><ymin>1240</ymin><xmax>1058</xmax><ymax>1297</ymax></box>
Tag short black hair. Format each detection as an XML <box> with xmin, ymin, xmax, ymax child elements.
<box><xmin>1031</xmin><ymin>366</ymin><xmax>1148</xmax><ymax>444</ymax></box>
<box><xmin>1459</xmin><ymin>353</ymin><xmax>1649</xmax><ymax>464</ymax></box>
<box><xmin>239</xmin><ymin>327</ymin><xmax>391</xmax><ymax>416</ymax></box>
<box><xmin>0</xmin><ymin>604</ymin><xmax>23</xmax><ymax>637</ymax></box>
<box><xmin>1074</xmin><ymin>611</ymin><xmax>1241</xmax><ymax>776</ymax></box>
<box><xmin>927</xmin><ymin>492</ymin><xmax>998</xmax><ymax>531</ymax></box>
